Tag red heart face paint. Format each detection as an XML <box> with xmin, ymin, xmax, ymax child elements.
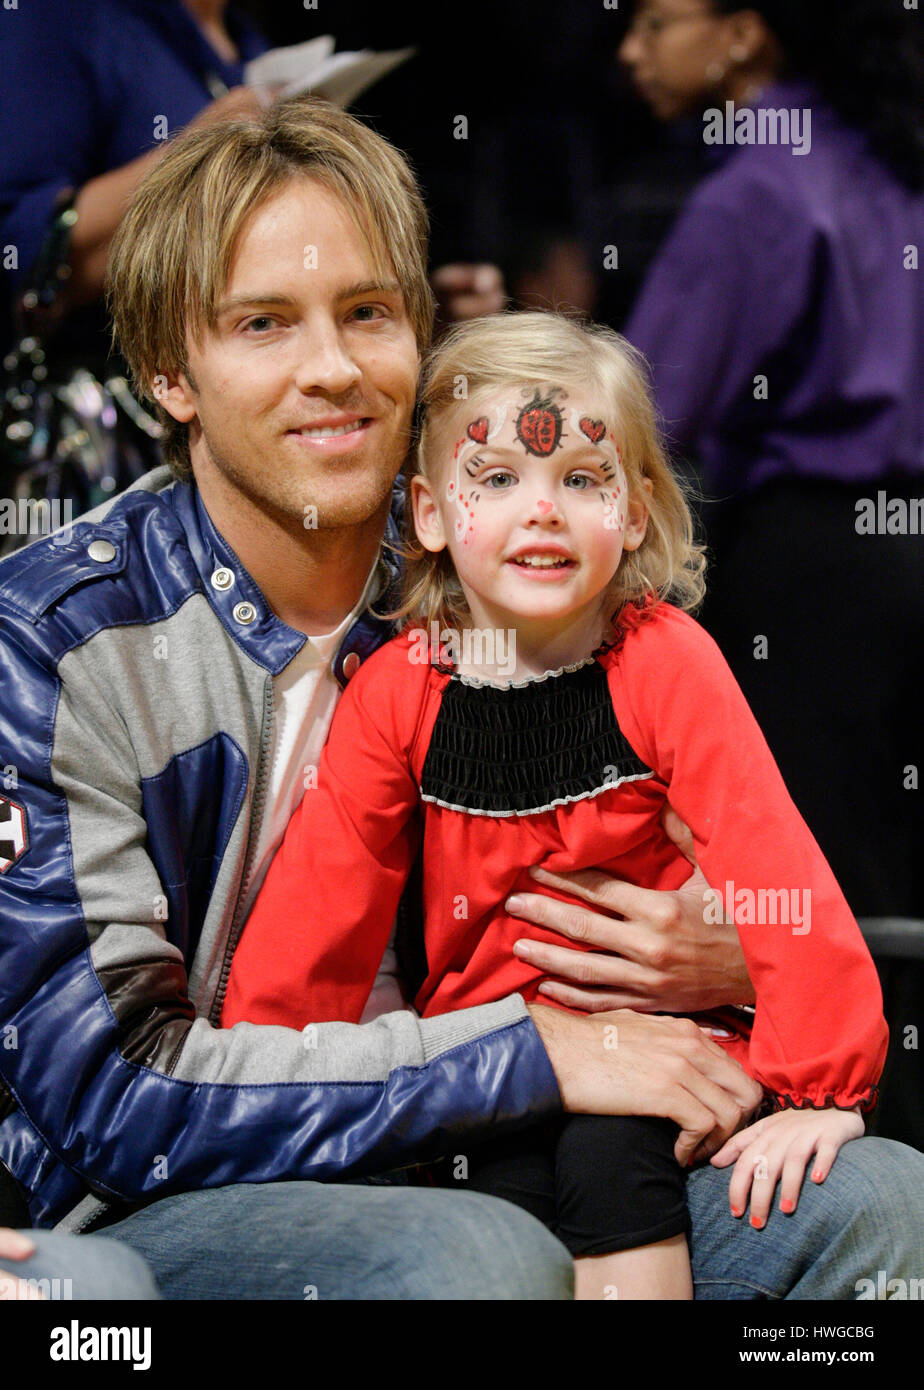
<box><xmin>568</xmin><ymin>408</ymin><xmax>625</xmax><ymax>533</ymax></box>
<box><xmin>579</xmin><ymin>417</ymin><xmax>607</xmax><ymax>446</ymax></box>
<box><xmin>448</xmin><ymin>403</ymin><xmax>510</xmax><ymax>543</ymax></box>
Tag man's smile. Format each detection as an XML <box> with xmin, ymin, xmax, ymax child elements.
<box><xmin>285</xmin><ymin>415</ymin><xmax>373</xmax><ymax>451</ymax></box>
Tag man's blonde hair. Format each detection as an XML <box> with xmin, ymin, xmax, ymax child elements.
<box><xmin>107</xmin><ymin>97</ymin><xmax>434</xmax><ymax>478</ymax></box>
<box><xmin>397</xmin><ymin>311</ymin><xmax>706</xmax><ymax>629</ymax></box>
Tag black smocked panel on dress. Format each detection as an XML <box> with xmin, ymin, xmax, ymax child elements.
<box><xmin>419</xmin><ymin>659</ymin><xmax>653</xmax><ymax>816</ymax></box>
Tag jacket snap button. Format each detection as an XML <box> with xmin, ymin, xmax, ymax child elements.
<box><xmin>87</xmin><ymin>540</ymin><xmax>116</xmax><ymax>563</ymax></box>
<box><xmin>233</xmin><ymin>602</ymin><xmax>257</xmax><ymax>625</ymax></box>
<box><xmin>342</xmin><ymin>652</ymin><xmax>361</xmax><ymax>679</ymax></box>
<box><xmin>211</xmin><ymin>567</ymin><xmax>235</xmax><ymax>591</ymax></box>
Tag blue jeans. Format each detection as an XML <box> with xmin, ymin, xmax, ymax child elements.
<box><xmin>687</xmin><ymin>1136</ymin><xmax>924</xmax><ymax>1299</ymax></box>
<box><xmin>6</xmin><ymin>1232</ymin><xmax>161</xmax><ymax>1299</ymax></box>
<box><xmin>102</xmin><ymin>1179</ymin><xmax>572</xmax><ymax>1300</ymax></box>
<box><xmin>94</xmin><ymin>1135</ymin><xmax>924</xmax><ymax>1300</ymax></box>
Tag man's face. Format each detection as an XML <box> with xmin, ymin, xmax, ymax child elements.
<box><xmin>164</xmin><ymin>178</ymin><xmax>420</xmax><ymax>533</ymax></box>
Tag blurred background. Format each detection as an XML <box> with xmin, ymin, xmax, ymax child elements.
<box><xmin>1</xmin><ymin>0</ymin><xmax>922</xmax><ymax>1147</ymax></box>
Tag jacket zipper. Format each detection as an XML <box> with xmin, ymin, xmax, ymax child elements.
<box><xmin>209</xmin><ymin>674</ymin><xmax>276</xmax><ymax>1025</ymax></box>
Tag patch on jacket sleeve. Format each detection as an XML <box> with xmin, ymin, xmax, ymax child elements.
<box><xmin>0</xmin><ymin>796</ymin><xmax>28</xmax><ymax>873</ymax></box>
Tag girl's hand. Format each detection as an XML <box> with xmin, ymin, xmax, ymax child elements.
<box><xmin>709</xmin><ymin>1106</ymin><xmax>864</xmax><ymax>1228</ymax></box>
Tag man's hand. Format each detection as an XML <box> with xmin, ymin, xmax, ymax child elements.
<box><xmin>0</xmin><ymin>1229</ymin><xmax>44</xmax><ymax>1301</ymax></box>
<box><xmin>528</xmin><ymin>1005</ymin><xmax>762</xmax><ymax>1165</ymax></box>
<box><xmin>431</xmin><ymin>263</ymin><xmax>507</xmax><ymax>322</ymax></box>
<box><xmin>510</xmin><ymin>805</ymin><xmax>754</xmax><ymax>1014</ymax></box>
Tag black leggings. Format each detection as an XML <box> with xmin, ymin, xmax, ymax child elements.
<box><xmin>442</xmin><ymin>1114</ymin><xmax>689</xmax><ymax>1257</ymax></box>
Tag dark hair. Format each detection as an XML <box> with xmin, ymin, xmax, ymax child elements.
<box><xmin>715</xmin><ymin>0</ymin><xmax>924</xmax><ymax>190</ymax></box>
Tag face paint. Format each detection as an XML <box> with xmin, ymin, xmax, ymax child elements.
<box><xmin>515</xmin><ymin>389</ymin><xmax>565</xmax><ymax>457</ymax></box>
<box><xmin>601</xmin><ymin>479</ymin><xmax>625</xmax><ymax>533</ymax></box>
<box><xmin>445</xmin><ymin>403</ymin><xmax>509</xmax><ymax>543</ymax></box>
<box><xmin>569</xmin><ymin>411</ymin><xmax>627</xmax><ymax>531</ymax></box>
<box><xmin>578</xmin><ymin>416</ymin><xmax>607</xmax><ymax>446</ymax></box>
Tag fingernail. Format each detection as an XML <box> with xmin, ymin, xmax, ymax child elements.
<box><xmin>811</xmin><ymin>1169</ymin><xmax>824</xmax><ymax>1183</ymax></box>
<box><xmin>730</xmin><ymin>1206</ymin><xmax>743</xmax><ymax>1218</ymax></box>
<box><xmin>529</xmin><ymin>866</ymin><xmax>550</xmax><ymax>879</ymax></box>
<box><xmin>780</xmin><ymin>1198</ymin><xmax>795</xmax><ymax>1213</ymax></box>
<box><xmin>750</xmin><ymin>1215</ymin><xmax>764</xmax><ymax>1230</ymax></box>
<box><xmin>511</xmin><ymin>939</ymin><xmax>532</xmax><ymax>958</ymax></box>
<box><xmin>506</xmin><ymin>896</ymin><xmax>524</xmax><ymax>913</ymax></box>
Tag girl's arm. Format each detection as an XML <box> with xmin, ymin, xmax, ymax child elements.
<box><xmin>222</xmin><ymin>641</ymin><xmax>426</xmax><ymax>1028</ymax></box>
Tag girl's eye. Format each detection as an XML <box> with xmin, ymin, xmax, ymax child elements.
<box><xmin>564</xmin><ymin>473</ymin><xmax>598</xmax><ymax>490</ymax></box>
<box><xmin>485</xmin><ymin>471</ymin><xmax>515</xmax><ymax>489</ymax></box>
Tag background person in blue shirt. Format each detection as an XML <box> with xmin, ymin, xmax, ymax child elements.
<box><xmin>0</xmin><ymin>0</ymin><xmax>503</xmax><ymax>533</ymax></box>
<box><xmin>0</xmin><ymin>1</ymin><xmax>271</xmax><ymax>522</ymax></box>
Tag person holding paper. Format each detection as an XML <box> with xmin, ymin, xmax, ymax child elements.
<box><xmin>0</xmin><ymin>0</ymin><xmax>499</xmax><ymax>542</ymax></box>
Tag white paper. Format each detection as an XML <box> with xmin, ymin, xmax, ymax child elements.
<box><xmin>245</xmin><ymin>40</ymin><xmax>415</xmax><ymax>110</ymax></box>
<box><xmin>244</xmin><ymin>35</ymin><xmax>335</xmax><ymax>89</ymax></box>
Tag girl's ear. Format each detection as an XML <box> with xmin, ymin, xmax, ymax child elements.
<box><xmin>623</xmin><ymin>477</ymin><xmax>653</xmax><ymax>552</ymax></box>
<box><xmin>411</xmin><ymin>473</ymin><xmax>449</xmax><ymax>553</ymax></box>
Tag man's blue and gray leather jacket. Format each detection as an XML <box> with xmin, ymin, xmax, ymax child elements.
<box><xmin>0</xmin><ymin>468</ymin><xmax>560</xmax><ymax>1230</ymax></box>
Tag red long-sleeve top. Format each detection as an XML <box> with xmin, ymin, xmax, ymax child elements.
<box><xmin>223</xmin><ymin>603</ymin><xmax>887</xmax><ymax>1112</ymax></box>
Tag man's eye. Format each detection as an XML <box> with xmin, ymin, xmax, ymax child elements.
<box><xmin>244</xmin><ymin>316</ymin><xmax>277</xmax><ymax>333</ymax></box>
<box><xmin>351</xmin><ymin>304</ymin><xmax>384</xmax><ymax>322</ymax></box>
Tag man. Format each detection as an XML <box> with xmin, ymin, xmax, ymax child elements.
<box><xmin>0</xmin><ymin>98</ymin><xmax>920</xmax><ymax>1300</ymax></box>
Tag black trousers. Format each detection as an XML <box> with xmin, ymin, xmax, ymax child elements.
<box><xmin>442</xmin><ymin>1114</ymin><xmax>689</xmax><ymax>1257</ymax></box>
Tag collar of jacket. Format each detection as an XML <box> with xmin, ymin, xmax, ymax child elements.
<box><xmin>172</xmin><ymin>475</ymin><xmax>406</xmax><ymax>685</ymax></box>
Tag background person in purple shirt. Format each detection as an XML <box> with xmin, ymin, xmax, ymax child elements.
<box><xmin>619</xmin><ymin>0</ymin><xmax>924</xmax><ymax>1147</ymax></box>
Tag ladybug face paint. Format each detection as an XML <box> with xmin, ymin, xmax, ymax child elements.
<box><xmin>516</xmin><ymin>391</ymin><xmax>565</xmax><ymax>457</ymax></box>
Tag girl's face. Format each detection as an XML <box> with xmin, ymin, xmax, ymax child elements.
<box><xmin>411</xmin><ymin>384</ymin><xmax>650</xmax><ymax>638</ymax></box>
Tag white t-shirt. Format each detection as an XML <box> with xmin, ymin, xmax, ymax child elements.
<box><xmin>241</xmin><ymin>560</ymin><xmax>405</xmax><ymax>1021</ymax></box>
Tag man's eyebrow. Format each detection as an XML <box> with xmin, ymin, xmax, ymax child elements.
<box><xmin>215</xmin><ymin>293</ymin><xmax>298</xmax><ymax>315</ymax></box>
<box><xmin>335</xmin><ymin>279</ymin><xmax>402</xmax><ymax>301</ymax></box>
<box><xmin>215</xmin><ymin>282</ymin><xmax>402</xmax><ymax>316</ymax></box>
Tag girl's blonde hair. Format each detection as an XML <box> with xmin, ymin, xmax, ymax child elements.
<box><xmin>394</xmin><ymin>311</ymin><xmax>705</xmax><ymax>630</ymax></box>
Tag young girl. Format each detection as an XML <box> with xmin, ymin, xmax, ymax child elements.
<box><xmin>222</xmin><ymin>312</ymin><xmax>887</xmax><ymax>1300</ymax></box>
